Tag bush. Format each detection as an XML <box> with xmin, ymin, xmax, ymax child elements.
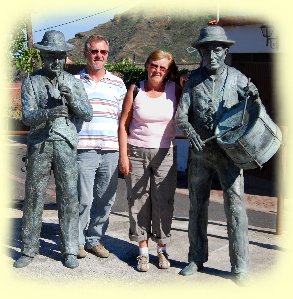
<box><xmin>105</xmin><ymin>58</ymin><xmax>145</xmax><ymax>87</ymax></box>
<box><xmin>9</xmin><ymin>18</ymin><xmax>42</xmax><ymax>77</ymax></box>
<box><xmin>8</xmin><ymin>17</ymin><xmax>41</xmax><ymax>122</ymax></box>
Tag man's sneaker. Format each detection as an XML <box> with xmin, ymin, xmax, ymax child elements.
<box><xmin>88</xmin><ymin>244</ymin><xmax>110</xmax><ymax>258</ymax></box>
<box><xmin>13</xmin><ymin>255</ymin><xmax>33</xmax><ymax>268</ymax></box>
<box><xmin>158</xmin><ymin>252</ymin><xmax>170</xmax><ymax>269</ymax></box>
<box><xmin>77</xmin><ymin>245</ymin><xmax>87</xmax><ymax>259</ymax></box>
<box><xmin>179</xmin><ymin>261</ymin><xmax>203</xmax><ymax>276</ymax></box>
<box><xmin>137</xmin><ymin>255</ymin><xmax>149</xmax><ymax>272</ymax></box>
<box><xmin>64</xmin><ymin>254</ymin><xmax>79</xmax><ymax>269</ymax></box>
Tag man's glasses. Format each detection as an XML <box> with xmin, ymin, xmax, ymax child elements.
<box><xmin>88</xmin><ymin>49</ymin><xmax>109</xmax><ymax>56</ymax></box>
<box><xmin>149</xmin><ymin>63</ymin><xmax>168</xmax><ymax>73</ymax></box>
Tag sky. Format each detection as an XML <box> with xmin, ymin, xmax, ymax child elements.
<box><xmin>31</xmin><ymin>5</ymin><xmax>132</xmax><ymax>43</ymax></box>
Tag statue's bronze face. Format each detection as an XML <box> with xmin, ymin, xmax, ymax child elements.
<box><xmin>41</xmin><ymin>51</ymin><xmax>67</xmax><ymax>77</ymax></box>
<box><xmin>199</xmin><ymin>42</ymin><xmax>228</xmax><ymax>71</ymax></box>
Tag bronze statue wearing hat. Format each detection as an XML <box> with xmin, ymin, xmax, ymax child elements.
<box><xmin>14</xmin><ymin>30</ymin><xmax>93</xmax><ymax>269</ymax></box>
<box><xmin>175</xmin><ymin>25</ymin><xmax>260</xmax><ymax>282</ymax></box>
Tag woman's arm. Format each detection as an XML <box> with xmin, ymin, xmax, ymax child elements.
<box><xmin>118</xmin><ymin>84</ymin><xmax>135</xmax><ymax>176</ymax></box>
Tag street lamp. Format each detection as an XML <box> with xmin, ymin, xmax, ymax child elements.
<box><xmin>260</xmin><ymin>24</ymin><xmax>278</xmax><ymax>49</ymax></box>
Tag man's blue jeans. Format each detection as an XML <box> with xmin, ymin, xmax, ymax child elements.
<box><xmin>77</xmin><ymin>149</ymin><xmax>118</xmax><ymax>249</ymax></box>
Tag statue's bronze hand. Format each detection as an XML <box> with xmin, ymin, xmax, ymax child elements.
<box><xmin>58</xmin><ymin>84</ymin><xmax>73</xmax><ymax>104</ymax></box>
<box><xmin>188</xmin><ymin>132</ymin><xmax>204</xmax><ymax>151</ymax></box>
<box><xmin>47</xmin><ymin>106</ymin><xmax>69</xmax><ymax>120</ymax></box>
<box><xmin>244</xmin><ymin>81</ymin><xmax>259</xmax><ymax>101</ymax></box>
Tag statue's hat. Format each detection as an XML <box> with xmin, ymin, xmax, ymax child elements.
<box><xmin>34</xmin><ymin>30</ymin><xmax>74</xmax><ymax>52</ymax></box>
<box><xmin>192</xmin><ymin>25</ymin><xmax>235</xmax><ymax>49</ymax></box>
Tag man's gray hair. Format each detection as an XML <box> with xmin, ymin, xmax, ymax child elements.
<box><xmin>84</xmin><ymin>34</ymin><xmax>109</xmax><ymax>52</ymax></box>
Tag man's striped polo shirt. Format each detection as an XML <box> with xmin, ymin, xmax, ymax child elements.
<box><xmin>74</xmin><ymin>69</ymin><xmax>126</xmax><ymax>151</ymax></box>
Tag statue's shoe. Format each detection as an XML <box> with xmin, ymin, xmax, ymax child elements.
<box><xmin>233</xmin><ymin>272</ymin><xmax>249</xmax><ymax>286</ymax></box>
<box><xmin>63</xmin><ymin>254</ymin><xmax>79</xmax><ymax>269</ymax></box>
<box><xmin>13</xmin><ymin>255</ymin><xmax>33</xmax><ymax>268</ymax></box>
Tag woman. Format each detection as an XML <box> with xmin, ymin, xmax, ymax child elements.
<box><xmin>118</xmin><ymin>50</ymin><xmax>181</xmax><ymax>272</ymax></box>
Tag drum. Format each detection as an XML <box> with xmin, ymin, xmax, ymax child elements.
<box><xmin>215</xmin><ymin>100</ymin><xmax>282</xmax><ymax>169</ymax></box>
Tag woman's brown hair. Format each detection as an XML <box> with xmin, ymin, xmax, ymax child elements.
<box><xmin>145</xmin><ymin>49</ymin><xmax>178</xmax><ymax>81</ymax></box>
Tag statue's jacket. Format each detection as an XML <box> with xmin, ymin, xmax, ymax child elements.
<box><xmin>21</xmin><ymin>70</ymin><xmax>93</xmax><ymax>148</ymax></box>
<box><xmin>176</xmin><ymin>65</ymin><xmax>254</xmax><ymax>142</ymax></box>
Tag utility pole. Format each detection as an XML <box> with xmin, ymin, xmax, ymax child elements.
<box><xmin>216</xmin><ymin>1</ymin><xmax>220</xmax><ymax>22</ymax></box>
<box><xmin>26</xmin><ymin>15</ymin><xmax>33</xmax><ymax>48</ymax></box>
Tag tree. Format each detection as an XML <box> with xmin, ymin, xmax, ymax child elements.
<box><xmin>9</xmin><ymin>17</ymin><xmax>41</xmax><ymax>79</ymax></box>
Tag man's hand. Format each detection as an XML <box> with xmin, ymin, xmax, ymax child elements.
<box><xmin>47</xmin><ymin>106</ymin><xmax>68</xmax><ymax>120</ymax></box>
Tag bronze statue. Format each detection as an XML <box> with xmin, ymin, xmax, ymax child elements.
<box><xmin>13</xmin><ymin>30</ymin><xmax>93</xmax><ymax>269</ymax></box>
<box><xmin>175</xmin><ymin>25</ymin><xmax>261</xmax><ymax>281</ymax></box>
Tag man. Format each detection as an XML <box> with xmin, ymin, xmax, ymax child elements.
<box><xmin>75</xmin><ymin>34</ymin><xmax>126</xmax><ymax>259</ymax></box>
<box><xmin>175</xmin><ymin>25</ymin><xmax>259</xmax><ymax>281</ymax></box>
<box><xmin>14</xmin><ymin>30</ymin><xmax>93</xmax><ymax>269</ymax></box>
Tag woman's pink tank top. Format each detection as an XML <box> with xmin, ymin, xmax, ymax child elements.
<box><xmin>128</xmin><ymin>80</ymin><xmax>177</xmax><ymax>148</ymax></box>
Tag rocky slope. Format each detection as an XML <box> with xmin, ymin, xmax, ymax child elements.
<box><xmin>67</xmin><ymin>8</ymin><xmax>213</xmax><ymax>64</ymax></box>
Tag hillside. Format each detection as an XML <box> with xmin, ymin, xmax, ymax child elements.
<box><xmin>67</xmin><ymin>8</ymin><xmax>214</xmax><ymax>64</ymax></box>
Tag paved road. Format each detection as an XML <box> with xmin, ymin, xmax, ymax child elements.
<box><xmin>8</xmin><ymin>136</ymin><xmax>277</xmax><ymax>229</ymax></box>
